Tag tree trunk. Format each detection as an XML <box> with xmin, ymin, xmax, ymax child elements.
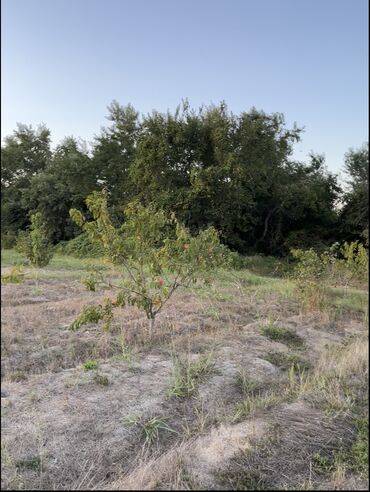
<box><xmin>148</xmin><ymin>316</ymin><xmax>155</xmax><ymax>337</ymax></box>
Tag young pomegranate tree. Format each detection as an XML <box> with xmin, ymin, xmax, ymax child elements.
<box><xmin>69</xmin><ymin>191</ymin><xmax>228</xmax><ymax>333</ymax></box>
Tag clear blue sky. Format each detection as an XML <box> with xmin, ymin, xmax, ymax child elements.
<box><xmin>2</xmin><ymin>0</ymin><xmax>368</xmax><ymax>176</ymax></box>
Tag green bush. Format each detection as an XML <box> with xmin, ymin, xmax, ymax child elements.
<box><xmin>1</xmin><ymin>264</ymin><xmax>25</xmax><ymax>285</ymax></box>
<box><xmin>290</xmin><ymin>247</ymin><xmax>332</xmax><ymax>311</ymax></box>
<box><xmin>55</xmin><ymin>233</ymin><xmax>105</xmax><ymax>258</ymax></box>
<box><xmin>15</xmin><ymin>213</ymin><xmax>53</xmax><ymax>267</ymax></box>
<box><xmin>227</xmin><ymin>251</ymin><xmax>250</xmax><ymax>270</ymax></box>
<box><xmin>1</xmin><ymin>231</ymin><xmax>17</xmax><ymax>249</ymax></box>
<box><xmin>340</xmin><ymin>241</ymin><xmax>368</xmax><ymax>283</ymax></box>
<box><xmin>290</xmin><ymin>241</ymin><xmax>368</xmax><ymax>311</ymax></box>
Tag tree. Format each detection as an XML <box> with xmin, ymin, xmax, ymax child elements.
<box><xmin>93</xmin><ymin>101</ymin><xmax>140</xmax><ymax>219</ymax></box>
<box><xmin>340</xmin><ymin>144</ymin><xmax>369</xmax><ymax>245</ymax></box>
<box><xmin>69</xmin><ymin>190</ymin><xmax>228</xmax><ymax>333</ymax></box>
<box><xmin>25</xmin><ymin>137</ymin><xmax>97</xmax><ymax>242</ymax></box>
<box><xmin>1</xmin><ymin>123</ymin><xmax>51</xmax><ymax>234</ymax></box>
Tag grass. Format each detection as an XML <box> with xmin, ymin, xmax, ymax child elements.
<box><xmin>1</xmin><ymin>249</ymin><xmax>368</xmax><ymax>490</ymax></box>
<box><xmin>233</xmin><ymin>391</ymin><xmax>284</xmax><ymax>421</ymax></box>
<box><xmin>9</xmin><ymin>371</ymin><xmax>28</xmax><ymax>382</ymax></box>
<box><xmin>217</xmin><ymin>467</ymin><xmax>268</xmax><ymax>491</ymax></box>
<box><xmin>311</xmin><ymin>416</ymin><xmax>368</xmax><ymax>481</ymax></box>
<box><xmin>15</xmin><ymin>456</ymin><xmax>42</xmax><ymax>472</ymax></box>
<box><xmin>263</xmin><ymin>351</ymin><xmax>311</xmax><ymax>371</ymax></box>
<box><xmin>327</xmin><ymin>286</ymin><xmax>368</xmax><ymax>317</ymax></box>
<box><xmin>168</xmin><ymin>352</ymin><xmax>215</xmax><ymax>398</ymax></box>
<box><xmin>1</xmin><ymin>249</ymin><xmax>110</xmax><ymax>280</ymax></box>
<box><xmin>348</xmin><ymin>417</ymin><xmax>369</xmax><ymax>477</ymax></box>
<box><xmin>123</xmin><ymin>415</ymin><xmax>177</xmax><ymax>446</ymax></box>
<box><xmin>93</xmin><ymin>373</ymin><xmax>109</xmax><ymax>385</ymax></box>
<box><xmin>83</xmin><ymin>359</ymin><xmax>98</xmax><ymax>370</ymax></box>
<box><xmin>261</xmin><ymin>322</ymin><xmax>305</xmax><ymax>349</ymax></box>
<box><xmin>1</xmin><ymin>265</ymin><xmax>25</xmax><ymax>285</ymax></box>
<box><xmin>234</xmin><ymin>370</ymin><xmax>260</xmax><ymax>396</ymax></box>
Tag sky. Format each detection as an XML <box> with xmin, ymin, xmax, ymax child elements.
<box><xmin>1</xmin><ymin>0</ymin><xmax>368</xmax><ymax>177</ymax></box>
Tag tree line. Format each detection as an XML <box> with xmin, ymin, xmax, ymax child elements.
<box><xmin>1</xmin><ymin>100</ymin><xmax>368</xmax><ymax>255</ymax></box>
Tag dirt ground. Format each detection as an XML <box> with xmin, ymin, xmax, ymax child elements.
<box><xmin>1</xmin><ymin>267</ymin><xmax>368</xmax><ymax>490</ymax></box>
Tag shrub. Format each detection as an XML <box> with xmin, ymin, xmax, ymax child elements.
<box><xmin>123</xmin><ymin>415</ymin><xmax>177</xmax><ymax>447</ymax></box>
<box><xmin>168</xmin><ymin>352</ymin><xmax>215</xmax><ymax>398</ymax></box>
<box><xmin>291</xmin><ymin>242</ymin><xmax>368</xmax><ymax>309</ymax></box>
<box><xmin>83</xmin><ymin>359</ymin><xmax>98</xmax><ymax>371</ymax></box>
<box><xmin>340</xmin><ymin>241</ymin><xmax>368</xmax><ymax>284</ymax></box>
<box><xmin>15</xmin><ymin>213</ymin><xmax>53</xmax><ymax>267</ymax></box>
<box><xmin>261</xmin><ymin>323</ymin><xmax>305</xmax><ymax>349</ymax></box>
<box><xmin>1</xmin><ymin>265</ymin><xmax>25</xmax><ymax>285</ymax></box>
<box><xmin>69</xmin><ymin>191</ymin><xmax>229</xmax><ymax>333</ymax></box>
<box><xmin>290</xmin><ymin>247</ymin><xmax>331</xmax><ymax>311</ymax></box>
<box><xmin>1</xmin><ymin>231</ymin><xmax>17</xmax><ymax>249</ymax></box>
<box><xmin>55</xmin><ymin>233</ymin><xmax>105</xmax><ymax>258</ymax></box>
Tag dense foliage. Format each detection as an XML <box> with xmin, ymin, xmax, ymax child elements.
<box><xmin>15</xmin><ymin>212</ymin><xmax>53</xmax><ymax>267</ymax></box>
<box><xmin>1</xmin><ymin>101</ymin><xmax>368</xmax><ymax>255</ymax></box>
<box><xmin>69</xmin><ymin>190</ymin><xmax>228</xmax><ymax>331</ymax></box>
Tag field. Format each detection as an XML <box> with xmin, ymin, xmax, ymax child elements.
<box><xmin>1</xmin><ymin>250</ymin><xmax>368</xmax><ymax>490</ymax></box>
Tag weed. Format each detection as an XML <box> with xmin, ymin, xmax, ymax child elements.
<box><xmin>168</xmin><ymin>352</ymin><xmax>215</xmax><ymax>398</ymax></box>
<box><xmin>287</xmin><ymin>363</ymin><xmax>308</xmax><ymax>395</ymax></box>
<box><xmin>15</xmin><ymin>456</ymin><xmax>42</xmax><ymax>472</ymax></box>
<box><xmin>233</xmin><ymin>392</ymin><xmax>282</xmax><ymax>421</ymax></box>
<box><xmin>83</xmin><ymin>359</ymin><xmax>98</xmax><ymax>370</ymax></box>
<box><xmin>217</xmin><ymin>467</ymin><xmax>268</xmax><ymax>490</ymax></box>
<box><xmin>181</xmin><ymin>403</ymin><xmax>210</xmax><ymax>436</ymax></box>
<box><xmin>113</xmin><ymin>331</ymin><xmax>132</xmax><ymax>362</ymax></box>
<box><xmin>123</xmin><ymin>415</ymin><xmax>177</xmax><ymax>446</ymax></box>
<box><xmin>1</xmin><ymin>265</ymin><xmax>25</xmax><ymax>285</ymax></box>
<box><xmin>206</xmin><ymin>305</ymin><xmax>220</xmax><ymax>321</ymax></box>
<box><xmin>263</xmin><ymin>351</ymin><xmax>310</xmax><ymax>370</ymax></box>
<box><xmin>9</xmin><ymin>371</ymin><xmax>28</xmax><ymax>382</ymax></box>
<box><xmin>310</xmin><ymin>417</ymin><xmax>368</xmax><ymax>483</ymax></box>
<box><xmin>1</xmin><ymin>445</ymin><xmax>25</xmax><ymax>490</ymax></box>
<box><xmin>261</xmin><ymin>323</ymin><xmax>305</xmax><ymax>349</ymax></box>
<box><xmin>93</xmin><ymin>373</ymin><xmax>109</xmax><ymax>386</ymax></box>
<box><xmin>235</xmin><ymin>370</ymin><xmax>260</xmax><ymax>395</ymax></box>
<box><xmin>346</xmin><ymin>417</ymin><xmax>369</xmax><ymax>477</ymax></box>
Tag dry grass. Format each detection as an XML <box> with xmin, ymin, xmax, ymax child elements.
<box><xmin>1</xmin><ymin>255</ymin><xmax>368</xmax><ymax>490</ymax></box>
<box><xmin>104</xmin><ymin>443</ymin><xmax>195</xmax><ymax>490</ymax></box>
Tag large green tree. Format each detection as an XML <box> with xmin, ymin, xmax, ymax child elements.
<box><xmin>1</xmin><ymin>123</ymin><xmax>51</xmax><ymax>233</ymax></box>
<box><xmin>340</xmin><ymin>143</ymin><xmax>369</xmax><ymax>245</ymax></box>
<box><xmin>26</xmin><ymin>137</ymin><xmax>97</xmax><ymax>241</ymax></box>
<box><xmin>1</xmin><ymin>100</ymin><xmax>351</xmax><ymax>255</ymax></box>
<box><xmin>93</xmin><ymin>101</ymin><xmax>140</xmax><ymax>220</ymax></box>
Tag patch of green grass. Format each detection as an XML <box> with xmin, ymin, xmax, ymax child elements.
<box><xmin>123</xmin><ymin>415</ymin><xmax>177</xmax><ymax>446</ymax></box>
<box><xmin>1</xmin><ymin>249</ymin><xmax>109</xmax><ymax>277</ymax></box>
<box><xmin>263</xmin><ymin>351</ymin><xmax>311</xmax><ymax>371</ymax></box>
<box><xmin>311</xmin><ymin>416</ymin><xmax>368</xmax><ymax>480</ymax></box>
<box><xmin>261</xmin><ymin>323</ymin><xmax>305</xmax><ymax>349</ymax></box>
<box><xmin>217</xmin><ymin>467</ymin><xmax>268</xmax><ymax>491</ymax></box>
<box><xmin>9</xmin><ymin>371</ymin><xmax>28</xmax><ymax>382</ymax></box>
<box><xmin>328</xmin><ymin>287</ymin><xmax>368</xmax><ymax>317</ymax></box>
<box><xmin>233</xmin><ymin>392</ymin><xmax>283</xmax><ymax>421</ymax></box>
<box><xmin>1</xmin><ymin>249</ymin><xmax>27</xmax><ymax>266</ymax></box>
<box><xmin>168</xmin><ymin>352</ymin><xmax>215</xmax><ymax>398</ymax></box>
<box><xmin>235</xmin><ymin>370</ymin><xmax>260</xmax><ymax>396</ymax></box>
<box><xmin>93</xmin><ymin>373</ymin><xmax>109</xmax><ymax>386</ymax></box>
<box><xmin>15</xmin><ymin>456</ymin><xmax>42</xmax><ymax>472</ymax></box>
<box><xmin>346</xmin><ymin>417</ymin><xmax>369</xmax><ymax>477</ymax></box>
<box><xmin>205</xmin><ymin>305</ymin><xmax>221</xmax><ymax>320</ymax></box>
<box><xmin>83</xmin><ymin>359</ymin><xmax>98</xmax><ymax>371</ymax></box>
